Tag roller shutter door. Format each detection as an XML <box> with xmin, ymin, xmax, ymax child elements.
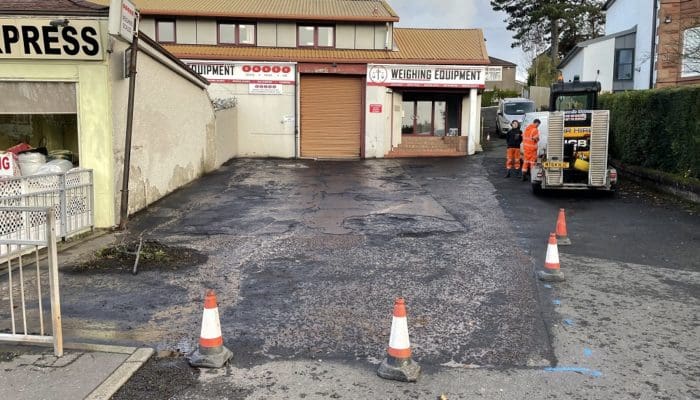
<box><xmin>300</xmin><ymin>75</ymin><xmax>363</xmax><ymax>159</ymax></box>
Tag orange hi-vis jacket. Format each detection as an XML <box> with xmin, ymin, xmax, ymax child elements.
<box><xmin>522</xmin><ymin>124</ymin><xmax>540</xmax><ymax>161</ymax></box>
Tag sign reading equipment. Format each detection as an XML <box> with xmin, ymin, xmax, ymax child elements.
<box><xmin>184</xmin><ymin>60</ymin><xmax>296</xmax><ymax>84</ymax></box>
<box><xmin>0</xmin><ymin>18</ymin><xmax>102</xmax><ymax>60</ymax></box>
<box><xmin>367</xmin><ymin>64</ymin><xmax>485</xmax><ymax>88</ymax></box>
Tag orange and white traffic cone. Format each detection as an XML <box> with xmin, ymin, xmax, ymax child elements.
<box><xmin>187</xmin><ymin>290</ymin><xmax>233</xmax><ymax>368</ymax></box>
<box><xmin>555</xmin><ymin>208</ymin><xmax>571</xmax><ymax>246</ymax></box>
<box><xmin>537</xmin><ymin>233</ymin><xmax>565</xmax><ymax>282</ymax></box>
<box><xmin>377</xmin><ymin>298</ymin><xmax>421</xmax><ymax>382</ymax></box>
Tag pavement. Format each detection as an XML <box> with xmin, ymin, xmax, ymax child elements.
<box><xmin>0</xmin><ymin>343</ymin><xmax>152</xmax><ymax>400</ymax></box>
<box><xmin>1</xmin><ymin>136</ymin><xmax>698</xmax><ymax>399</ymax></box>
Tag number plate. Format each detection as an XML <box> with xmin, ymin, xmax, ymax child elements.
<box><xmin>543</xmin><ymin>161</ymin><xmax>570</xmax><ymax>169</ymax></box>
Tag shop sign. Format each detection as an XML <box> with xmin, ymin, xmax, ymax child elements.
<box><xmin>108</xmin><ymin>0</ymin><xmax>138</xmax><ymax>42</ymax></box>
<box><xmin>249</xmin><ymin>83</ymin><xmax>283</xmax><ymax>95</ymax></box>
<box><xmin>0</xmin><ymin>18</ymin><xmax>103</xmax><ymax>60</ymax></box>
<box><xmin>184</xmin><ymin>60</ymin><xmax>296</xmax><ymax>84</ymax></box>
<box><xmin>367</xmin><ymin>64</ymin><xmax>485</xmax><ymax>88</ymax></box>
<box><xmin>369</xmin><ymin>104</ymin><xmax>383</xmax><ymax>113</ymax></box>
<box><xmin>0</xmin><ymin>153</ymin><xmax>16</xmax><ymax>177</ymax></box>
<box><xmin>485</xmin><ymin>66</ymin><xmax>503</xmax><ymax>82</ymax></box>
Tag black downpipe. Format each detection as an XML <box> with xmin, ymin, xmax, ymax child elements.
<box><xmin>650</xmin><ymin>0</ymin><xmax>659</xmax><ymax>88</ymax></box>
<box><xmin>119</xmin><ymin>33</ymin><xmax>139</xmax><ymax>230</ymax></box>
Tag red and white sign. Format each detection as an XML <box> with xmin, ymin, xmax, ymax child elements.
<box><xmin>0</xmin><ymin>152</ymin><xmax>17</xmax><ymax>177</ymax></box>
<box><xmin>249</xmin><ymin>83</ymin><xmax>283</xmax><ymax>95</ymax></box>
<box><xmin>369</xmin><ymin>104</ymin><xmax>383</xmax><ymax>113</ymax></box>
<box><xmin>108</xmin><ymin>0</ymin><xmax>138</xmax><ymax>43</ymax></box>
<box><xmin>184</xmin><ymin>60</ymin><xmax>296</xmax><ymax>84</ymax></box>
<box><xmin>367</xmin><ymin>64</ymin><xmax>485</xmax><ymax>89</ymax></box>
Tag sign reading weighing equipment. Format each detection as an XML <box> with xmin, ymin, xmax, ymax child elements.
<box><xmin>367</xmin><ymin>64</ymin><xmax>485</xmax><ymax>88</ymax></box>
<box><xmin>184</xmin><ymin>61</ymin><xmax>296</xmax><ymax>84</ymax></box>
<box><xmin>0</xmin><ymin>18</ymin><xmax>102</xmax><ymax>60</ymax></box>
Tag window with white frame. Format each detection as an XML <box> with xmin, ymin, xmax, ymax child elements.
<box><xmin>218</xmin><ymin>22</ymin><xmax>256</xmax><ymax>45</ymax></box>
<box><xmin>681</xmin><ymin>26</ymin><xmax>700</xmax><ymax>77</ymax></box>
<box><xmin>297</xmin><ymin>25</ymin><xmax>335</xmax><ymax>48</ymax></box>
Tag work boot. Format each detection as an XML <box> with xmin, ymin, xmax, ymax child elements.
<box><xmin>505</xmin><ymin>169</ymin><xmax>511</xmax><ymax>178</ymax></box>
<box><xmin>521</xmin><ymin>171</ymin><xmax>527</xmax><ymax>181</ymax></box>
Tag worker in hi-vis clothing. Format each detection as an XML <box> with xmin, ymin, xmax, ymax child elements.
<box><xmin>521</xmin><ymin>119</ymin><xmax>541</xmax><ymax>181</ymax></box>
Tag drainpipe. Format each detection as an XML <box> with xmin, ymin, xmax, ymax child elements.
<box><xmin>294</xmin><ymin>67</ymin><xmax>299</xmax><ymax>158</ymax></box>
<box><xmin>650</xmin><ymin>0</ymin><xmax>659</xmax><ymax>88</ymax></box>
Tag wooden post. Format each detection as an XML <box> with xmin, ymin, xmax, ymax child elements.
<box><xmin>46</xmin><ymin>211</ymin><xmax>63</xmax><ymax>357</ymax></box>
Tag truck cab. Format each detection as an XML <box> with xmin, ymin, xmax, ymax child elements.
<box><xmin>529</xmin><ymin>79</ymin><xmax>618</xmax><ymax>194</ymax></box>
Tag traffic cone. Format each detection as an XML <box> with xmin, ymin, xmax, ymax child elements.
<box><xmin>555</xmin><ymin>209</ymin><xmax>572</xmax><ymax>246</ymax></box>
<box><xmin>187</xmin><ymin>290</ymin><xmax>233</xmax><ymax>368</ymax></box>
<box><xmin>377</xmin><ymin>298</ymin><xmax>421</xmax><ymax>382</ymax></box>
<box><xmin>537</xmin><ymin>233</ymin><xmax>565</xmax><ymax>282</ymax></box>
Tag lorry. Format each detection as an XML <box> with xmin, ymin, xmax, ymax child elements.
<box><xmin>527</xmin><ymin>79</ymin><xmax>618</xmax><ymax>194</ymax></box>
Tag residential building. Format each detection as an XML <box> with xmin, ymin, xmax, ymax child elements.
<box><xmin>559</xmin><ymin>0</ymin><xmax>657</xmax><ymax>92</ymax></box>
<box><xmin>656</xmin><ymin>0</ymin><xmax>700</xmax><ymax>87</ymax></box>
<box><xmin>94</xmin><ymin>0</ymin><xmax>491</xmax><ymax>159</ymax></box>
<box><xmin>486</xmin><ymin>57</ymin><xmax>518</xmax><ymax>92</ymax></box>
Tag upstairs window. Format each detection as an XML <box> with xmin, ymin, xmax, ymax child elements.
<box><xmin>615</xmin><ymin>48</ymin><xmax>634</xmax><ymax>81</ymax></box>
<box><xmin>681</xmin><ymin>26</ymin><xmax>700</xmax><ymax>77</ymax></box>
<box><xmin>156</xmin><ymin>19</ymin><xmax>176</xmax><ymax>43</ymax></box>
<box><xmin>218</xmin><ymin>22</ymin><xmax>256</xmax><ymax>45</ymax></box>
<box><xmin>298</xmin><ymin>25</ymin><xmax>335</xmax><ymax>48</ymax></box>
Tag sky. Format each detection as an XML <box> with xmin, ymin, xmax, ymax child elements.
<box><xmin>389</xmin><ymin>0</ymin><xmax>528</xmax><ymax>79</ymax></box>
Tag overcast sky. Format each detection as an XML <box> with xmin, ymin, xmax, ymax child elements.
<box><xmin>389</xmin><ymin>0</ymin><xmax>528</xmax><ymax>79</ymax></box>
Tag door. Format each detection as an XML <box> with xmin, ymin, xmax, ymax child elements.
<box><xmin>300</xmin><ymin>75</ymin><xmax>363</xmax><ymax>159</ymax></box>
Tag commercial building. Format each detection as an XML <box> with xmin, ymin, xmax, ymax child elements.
<box><xmin>0</xmin><ymin>0</ymin><xmax>232</xmax><ymax>228</ymax></box>
<box><xmin>98</xmin><ymin>0</ymin><xmax>491</xmax><ymax>158</ymax></box>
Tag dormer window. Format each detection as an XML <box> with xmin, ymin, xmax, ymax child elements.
<box><xmin>218</xmin><ymin>22</ymin><xmax>256</xmax><ymax>45</ymax></box>
<box><xmin>298</xmin><ymin>25</ymin><xmax>335</xmax><ymax>48</ymax></box>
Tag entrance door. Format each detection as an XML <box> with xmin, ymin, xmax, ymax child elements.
<box><xmin>300</xmin><ymin>75</ymin><xmax>363</xmax><ymax>159</ymax></box>
<box><xmin>401</xmin><ymin>100</ymin><xmax>447</xmax><ymax>136</ymax></box>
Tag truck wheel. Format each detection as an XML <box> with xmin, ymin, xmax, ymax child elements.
<box><xmin>532</xmin><ymin>182</ymin><xmax>544</xmax><ymax>195</ymax></box>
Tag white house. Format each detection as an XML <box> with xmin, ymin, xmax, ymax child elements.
<box><xmin>559</xmin><ymin>0</ymin><xmax>657</xmax><ymax>92</ymax></box>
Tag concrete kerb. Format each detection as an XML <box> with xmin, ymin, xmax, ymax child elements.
<box><xmin>84</xmin><ymin>346</ymin><xmax>154</xmax><ymax>400</ymax></box>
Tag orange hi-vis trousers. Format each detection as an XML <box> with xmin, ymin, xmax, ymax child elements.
<box><xmin>506</xmin><ymin>148</ymin><xmax>521</xmax><ymax>169</ymax></box>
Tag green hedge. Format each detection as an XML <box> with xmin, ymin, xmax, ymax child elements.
<box><xmin>482</xmin><ymin>88</ymin><xmax>520</xmax><ymax>107</ymax></box>
<box><xmin>599</xmin><ymin>86</ymin><xmax>700</xmax><ymax>179</ymax></box>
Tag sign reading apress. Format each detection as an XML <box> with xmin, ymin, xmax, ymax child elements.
<box><xmin>0</xmin><ymin>18</ymin><xmax>102</xmax><ymax>60</ymax></box>
<box><xmin>367</xmin><ymin>64</ymin><xmax>485</xmax><ymax>88</ymax></box>
<box><xmin>184</xmin><ymin>60</ymin><xmax>296</xmax><ymax>84</ymax></box>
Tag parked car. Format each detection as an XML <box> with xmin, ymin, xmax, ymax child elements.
<box><xmin>496</xmin><ymin>98</ymin><xmax>536</xmax><ymax>137</ymax></box>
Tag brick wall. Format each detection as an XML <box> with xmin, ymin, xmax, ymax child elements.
<box><xmin>657</xmin><ymin>0</ymin><xmax>700</xmax><ymax>87</ymax></box>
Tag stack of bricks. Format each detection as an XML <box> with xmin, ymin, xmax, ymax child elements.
<box><xmin>385</xmin><ymin>136</ymin><xmax>467</xmax><ymax>158</ymax></box>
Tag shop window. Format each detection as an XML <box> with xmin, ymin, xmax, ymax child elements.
<box><xmin>681</xmin><ymin>26</ymin><xmax>700</xmax><ymax>77</ymax></box>
<box><xmin>156</xmin><ymin>19</ymin><xmax>176</xmax><ymax>43</ymax></box>
<box><xmin>401</xmin><ymin>100</ymin><xmax>448</xmax><ymax>135</ymax></box>
<box><xmin>298</xmin><ymin>25</ymin><xmax>335</xmax><ymax>48</ymax></box>
<box><xmin>615</xmin><ymin>48</ymin><xmax>634</xmax><ymax>81</ymax></box>
<box><xmin>0</xmin><ymin>82</ymin><xmax>80</xmax><ymax>175</ymax></box>
<box><xmin>218</xmin><ymin>22</ymin><xmax>256</xmax><ymax>45</ymax></box>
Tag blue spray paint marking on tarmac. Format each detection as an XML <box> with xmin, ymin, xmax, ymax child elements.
<box><xmin>552</xmin><ymin>299</ymin><xmax>561</xmax><ymax>306</ymax></box>
<box><xmin>543</xmin><ymin>284</ymin><xmax>552</xmax><ymax>289</ymax></box>
<box><xmin>563</xmin><ymin>319</ymin><xmax>575</xmax><ymax>326</ymax></box>
<box><xmin>544</xmin><ymin>366</ymin><xmax>602</xmax><ymax>378</ymax></box>
<box><xmin>583</xmin><ymin>348</ymin><xmax>593</xmax><ymax>357</ymax></box>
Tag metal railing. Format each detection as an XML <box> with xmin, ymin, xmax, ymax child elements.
<box><xmin>0</xmin><ymin>169</ymin><xmax>93</xmax><ymax>257</ymax></box>
<box><xmin>0</xmin><ymin>207</ymin><xmax>63</xmax><ymax>356</ymax></box>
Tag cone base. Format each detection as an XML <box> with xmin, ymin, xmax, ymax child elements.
<box><xmin>377</xmin><ymin>356</ymin><xmax>421</xmax><ymax>382</ymax></box>
<box><xmin>538</xmin><ymin>270</ymin><xmax>566</xmax><ymax>282</ymax></box>
<box><xmin>188</xmin><ymin>345</ymin><xmax>233</xmax><ymax>368</ymax></box>
<box><xmin>557</xmin><ymin>236</ymin><xmax>572</xmax><ymax>246</ymax></box>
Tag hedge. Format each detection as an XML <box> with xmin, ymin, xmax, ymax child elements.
<box><xmin>599</xmin><ymin>86</ymin><xmax>700</xmax><ymax>179</ymax></box>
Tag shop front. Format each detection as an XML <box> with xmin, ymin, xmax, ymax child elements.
<box><xmin>364</xmin><ymin>64</ymin><xmax>486</xmax><ymax>158</ymax></box>
<box><xmin>0</xmin><ymin>15</ymin><xmax>115</xmax><ymax>227</ymax></box>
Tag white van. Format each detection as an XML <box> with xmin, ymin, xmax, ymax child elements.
<box><xmin>496</xmin><ymin>98</ymin><xmax>536</xmax><ymax>136</ymax></box>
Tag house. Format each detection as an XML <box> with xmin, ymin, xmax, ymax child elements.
<box><xmin>656</xmin><ymin>0</ymin><xmax>700</xmax><ymax>87</ymax></box>
<box><xmin>93</xmin><ymin>0</ymin><xmax>491</xmax><ymax>158</ymax></box>
<box><xmin>559</xmin><ymin>0</ymin><xmax>657</xmax><ymax>92</ymax></box>
<box><xmin>486</xmin><ymin>57</ymin><xmax>518</xmax><ymax>92</ymax></box>
<box><xmin>0</xmin><ymin>0</ymin><xmax>234</xmax><ymax>228</ymax></box>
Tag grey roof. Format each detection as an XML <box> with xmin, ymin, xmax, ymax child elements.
<box><xmin>489</xmin><ymin>56</ymin><xmax>517</xmax><ymax>67</ymax></box>
<box><xmin>0</xmin><ymin>0</ymin><xmax>108</xmax><ymax>16</ymax></box>
<box><xmin>557</xmin><ymin>26</ymin><xmax>637</xmax><ymax>69</ymax></box>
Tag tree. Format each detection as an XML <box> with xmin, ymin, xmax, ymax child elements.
<box><xmin>490</xmin><ymin>0</ymin><xmax>605</xmax><ymax>60</ymax></box>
